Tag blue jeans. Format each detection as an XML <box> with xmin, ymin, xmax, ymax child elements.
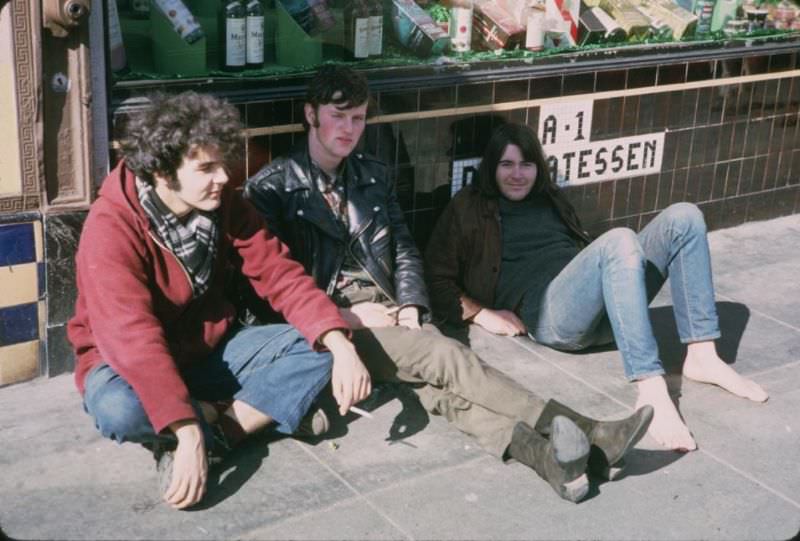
<box><xmin>522</xmin><ymin>203</ymin><xmax>721</xmax><ymax>381</ymax></box>
<box><xmin>82</xmin><ymin>324</ymin><xmax>332</xmax><ymax>450</ymax></box>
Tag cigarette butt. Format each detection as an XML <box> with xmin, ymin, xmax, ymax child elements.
<box><xmin>349</xmin><ymin>406</ymin><xmax>374</xmax><ymax>419</ymax></box>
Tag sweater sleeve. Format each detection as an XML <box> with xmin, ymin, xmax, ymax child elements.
<box><xmin>228</xmin><ymin>193</ymin><xmax>348</xmax><ymax>347</ymax></box>
<box><xmin>424</xmin><ymin>195</ymin><xmax>486</xmax><ymax>325</ymax></box>
<box><xmin>75</xmin><ymin>204</ymin><xmax>196</xmax><ymax>434</ymax></box>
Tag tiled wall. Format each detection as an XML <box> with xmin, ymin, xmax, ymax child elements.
<box><xmin>0</xmin><ymin>220</ymin><xmax>45</xmax><ymax>385</ymax></box>
<box><xmin>238</xmin><ymin>50</ymin><xmax>800</xmax><ymax>248</ymax></box>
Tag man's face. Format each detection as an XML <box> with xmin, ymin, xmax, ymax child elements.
<box><xmin>154</xmin><ymin>145</ymin><xmax>229</xmax><ymax>217</ymax></box>
<box><xmin>305</xmin><ymin>101</ymin><xmax>368</xmax><ymax>168</ymax></box>
<box><xmin>495</xmin><ymin>143</ymin><xmax>537</xmax><ymax>201</ymax></box>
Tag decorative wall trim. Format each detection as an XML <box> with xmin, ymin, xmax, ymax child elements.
<box><xmin>0</xmin><ymin>0</ymin><xmax>43</xmax><ymax>213</ymax></box>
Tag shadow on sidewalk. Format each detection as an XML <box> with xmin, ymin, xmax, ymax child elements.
<box><xmin>291</xmin><ymin>381</ymin><xmax>431</xmax><ymax>448</ymax></box>
<box><xmin>190</xmin><ymin>437</ymin><xmax>270</xmax><ymax>511</ymax></box>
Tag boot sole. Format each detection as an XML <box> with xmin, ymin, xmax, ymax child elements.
<box><xmin>551</xmin><ymin>416</ymin><xmax>591</xmax><ymax>502</ymax></box>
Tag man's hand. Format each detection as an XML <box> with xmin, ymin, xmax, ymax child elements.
<box><xmin>339</xmin><ymin>302</ymin><xmax>396</xmax><ymax>329</ymax></box>
<box><xmin>473</xmin><ymin>308</ymin><xmax>527</xmax><ymax>336</ymax></box>
<box><xmin>164</xmin><ymin>420</ymin><xmax>208</xmax><ymax>510</ymax></box>
<box><xmin>321</xmin><ymin>329</ymin><xmax>372</xmax><ymax>415</ymax></box>
<box><xmin>396</xmin><ymin>305</ymin><xmax>421</xmax><ymax>330</ymax></box>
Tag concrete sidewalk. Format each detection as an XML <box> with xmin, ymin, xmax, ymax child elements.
<box><xmin>2</xmin><ymin>214</ymin><xmax>799</xmax><ymax>541</ymax></box>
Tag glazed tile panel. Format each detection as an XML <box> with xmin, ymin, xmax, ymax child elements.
<box><xmin>0</xmin><ymin>220</ymin><xmax>44</xmax><ymax>385</ymax></box>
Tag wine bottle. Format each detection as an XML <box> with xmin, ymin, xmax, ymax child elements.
<box><xmin>368</xmin><ymin>0</ymin><xmax>384</xmax><ymax>57</ymax></box>
<box><xmin>246</xmin><ymin>0</ymin><xmax>265</xmax><ymax>68</ymax></box>
<box><xmin>222</xmin><ymin>0</ymin><xmax>247</xmax><ymax>71</ymax></box>
<box><xmin>345</xmin><ymin>0</ymin><xmax>370</xmax><ymax>59</ymax></box>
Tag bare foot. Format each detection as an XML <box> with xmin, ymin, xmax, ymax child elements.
<box><xmin>635</xmin><ymin>376</ymin><xmax>697</xmax><ymax>451</ymax></box>
<box><xmin>682</xmin><ymin>343</ymin><xmax>768</xmax><ymax>403</ymax></box>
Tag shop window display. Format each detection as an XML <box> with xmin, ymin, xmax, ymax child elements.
<box><xmin>109</xmin><ymin>0</ymin><xmax>800</xmax><ymax>80</ymax></box>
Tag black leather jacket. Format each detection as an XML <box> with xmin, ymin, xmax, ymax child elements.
<box><xmin>244</xmin><ymin>140</ymin><xmax>430</xmax><ymax>313</ymax></box>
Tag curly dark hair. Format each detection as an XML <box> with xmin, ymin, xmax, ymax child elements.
<box><xmin>119</xmin><ymin>91</ymin><xmax>244</xmax><ymax>185</ymax></box>
<box><xmin>303</xmin><ymin>64</ymin><xmax>370</xmax><ymax>130</ymax></box>
<box><xmin>475</xmin><ymin>123</ymin><xmax>555</xmax><ymax>199</ymax></box>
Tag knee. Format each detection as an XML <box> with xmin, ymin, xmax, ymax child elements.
<box><xmin>86</xmin><ymin>384</ymin><xmax>151</xmax><ymax>443</ymax></box>
<box><xmin>426</xmin><ymin>335</ymin><xmax>477</xmax><ymax>382</ymax></box>
<box><xmin>663</xmin><ymin>202</ymin><xmax>707</xmax><ymax>235</ymax></box>
<box><xmin>597</xmin><ymin>228</ymin><xmax>644</xmax><ymax>268</ymax></box>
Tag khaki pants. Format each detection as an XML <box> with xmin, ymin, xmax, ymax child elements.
<box><xmin>351</xmin><ymin>324</ymin><xmax>546</xmax><ymax>458</ymax></box>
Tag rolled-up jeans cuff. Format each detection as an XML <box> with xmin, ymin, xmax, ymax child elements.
<box><xmin>626</xmin><ymin>368</ymin><xmax>666</xmax><ymax>382</ymax></box>
<box><xmin>680</xmin><ymin>332</ymin><xmax>722</xmax><ymax>345</ymax></box>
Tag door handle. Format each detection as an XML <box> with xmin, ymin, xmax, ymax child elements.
<box><xmin>43</xmin><ymin>0</ymin><xmax>90</xmax><ymax>37</ymax></box>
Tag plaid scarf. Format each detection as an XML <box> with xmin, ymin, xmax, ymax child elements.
<box><xmin>136</xmin><ymin>178</ymin><xmax>219</xmax><ymax>298</ymax></box>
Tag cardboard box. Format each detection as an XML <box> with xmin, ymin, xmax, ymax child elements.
<box><xmin>473</xmin><ymin>1</ymin><xmax>526</xmax><ymax>49</ymax></box>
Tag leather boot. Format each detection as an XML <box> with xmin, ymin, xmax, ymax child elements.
<box><xmin>533</xmin><ymin>400</ymin><xmax>654</xmax><ymax>480</ymax></box>
<box><xmin>508</xmin><ymin>416</ymin><xmax>590</xmax><ymax>503</ymax></box>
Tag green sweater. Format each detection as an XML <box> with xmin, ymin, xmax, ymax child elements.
<box><xmin>494</xmin><ymin>195</ymin><xmax>580</xmax><ymax>314</ymax></box>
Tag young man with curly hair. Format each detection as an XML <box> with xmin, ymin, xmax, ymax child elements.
<box><xmin>244</xmin><ymin>65</ymin><xmax>654</xmax><ymax>504</ymax></box>
<box><xmin>68</xmin><ymin>91</ymin><xmax>370</xmax><ymax>510</ymax></box>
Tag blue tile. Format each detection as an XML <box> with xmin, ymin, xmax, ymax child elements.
<box><xmin>0</xmin><ymin>223</ymin><xmax>36</xmax><ymax>267</ymax></box>
<box><xmin>0</xmin><ymin>302</ymin><xmax>39</xmax><ymax>346</ymax></box>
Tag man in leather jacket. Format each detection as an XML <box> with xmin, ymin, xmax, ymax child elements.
<box><xmin>244</xmin><ymin>65</ymin><xmax>653</xmax><ymax>503</ymax></box>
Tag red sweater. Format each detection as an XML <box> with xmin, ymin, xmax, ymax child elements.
<box><xmin>68</xmin><ymin>162</ymin><xmax>347</xmax><ymax>433</ymax></box>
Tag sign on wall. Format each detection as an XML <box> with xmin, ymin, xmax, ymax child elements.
<box><xmin>538</xmin><ymin>100</ymin><xmax>665</xmax><ymax>186</ymax></box>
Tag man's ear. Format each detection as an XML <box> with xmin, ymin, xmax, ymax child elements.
<box><xmin>304</xmin><ymin>103</ymin><xmax>317</xmax><ymax>129</ymax></box>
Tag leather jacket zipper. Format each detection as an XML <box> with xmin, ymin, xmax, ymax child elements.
<box><xmin>347</xmin><ymin>215</ymin><xmax>396</xmax><ymax>305</ymax></box>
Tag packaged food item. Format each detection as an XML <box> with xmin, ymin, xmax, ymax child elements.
<box><xmin>526</xmin><ymin>4</ymin><xmax>547</xmax><ymax>49</ymax></box>
<box><xmin>449</xmin><ymin>0</ymin><xmax>474</xmax><ymax>52</ymax></box>
<box><xmin>599</xmin><ymin>0</ymin><xmax>651</xmax><ymax>38</ymax></box>
<box><xmin>544</xmin><ymin>0</ymin><xmax>580</xmax><ymax>42</ymax></box>
<box><xmin>633</xmin><ymin>0</ymin><xmax>697</xmax><ymax>38</ymax></box>
<box><xmin>710</xmin><ymin>0</ymin><xmax>739</xmax><ymax>32</ymax></box>
<box><xmin>473</xmin><ymin>1</ymin><xmax>526</xmax><ymax>50</ymax></box>
<box><xmin>152</xmin><ymin>0</ymin><xmax>205</xmax><ymax>43</ymax></box>
<box><xmin>579</xmin><ymin>5</ymin><xmax>626</xmax><ymax>44</ymax></box>
<box><xmin>388</xmin><ymin>0</ymin><xmax>450</xmax><ymax>56</ymax></box>
<box><xmin>693</xmin><ymin>0</ymin><xmax>717</xmax><ymax>34</ymax></box>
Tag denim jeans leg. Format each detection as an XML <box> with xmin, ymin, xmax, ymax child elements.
<box><xmin>190</xmin><ymin>324</ymin><xmax>333</xmax><ymax>435</ymax></box>
<box><xmin>530</xmin><ymin>228</ymin><xmax>664</xmax><ymax>381</ymax></box>
<box><xmin>637</xmin><ymin>203</ymin><xmax>721</xmax><ymax>344</ymax></box>
<box><xmin>82</xmin><ymin>363</ymin><xmax>211</xmax><ymax>448</ymax></box>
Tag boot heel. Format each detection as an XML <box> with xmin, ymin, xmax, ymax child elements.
<box><xmin>509</xmin><ymin>417</ymin><xmax>591</xmax><ymax>503</ymax></box>
<box><xmin>560</xmin><ymin>473</ymin><xmax>590</xmax><ymax>502</ymax></box>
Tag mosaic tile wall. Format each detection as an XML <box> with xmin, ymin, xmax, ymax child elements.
<box><xmin>0</xmin><ymin>220</ymin><xmax>45</xmax><ymax>385</ymax></box>
<box><xmin>237</xmin><ymin>51</ymin><xmax>800</xmax><ymax>248</ymax></box>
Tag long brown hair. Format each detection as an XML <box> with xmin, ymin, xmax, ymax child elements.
<box><xmin>474</xmin><ymin>123</ymin><xmax>555</xmax><ymax>199</ymax></box>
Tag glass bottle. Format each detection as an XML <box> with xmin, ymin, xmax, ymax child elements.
<box><xmin>246</xmin><ymin>0</ymin><xmax>265</xmax><ymax>68</ymax></box>
<box><xmin>368</xmin><ymin>0</ymin><xmax>384</xmax><ymax>57</ymax></box>
<box><xmin>344</xmin><ymin>0</ymin><xmax>370</xmax><ymax>59</ymax></box>
<box><xmin>221</xmin><ymin>0</ymin><xmax>247</xmax><ymax>71</ymax></box>
<box><xmin>107</xmin><ymin>0</ymin><xmax>128</xmax><ymax>72</ymax></box>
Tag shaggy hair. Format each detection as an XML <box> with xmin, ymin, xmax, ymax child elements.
<box><xmin>303</xmin><ymin>65</ymin><xmax>370</xmax><ymax>131</ymax></box>
<box><xmin>119</xmin><ymin>91</ymin><xmax>244</xmax><ymax>185</ymax></box>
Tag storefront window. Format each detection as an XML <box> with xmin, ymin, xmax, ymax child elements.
<box><xmin>110</xmin><ymin>0</ymin><xmax>800</xmax><ymax>80</ymax></box>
